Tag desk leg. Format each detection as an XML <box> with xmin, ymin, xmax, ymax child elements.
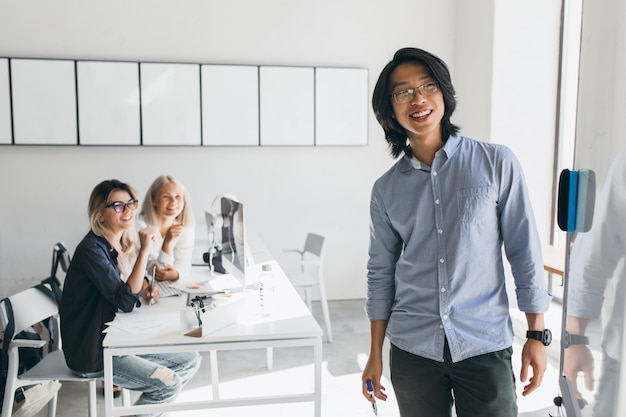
<box><xmin>88</xmin><ymin>380</ymin><xmax>97</xmax><ymax>417</ymax></box>
<box><xmin>210</xmin><ymin>350</ymin><xmax>220</xmax><ymax>400</ymax></box>
<box><xmin>266</xmin><ymin>347</ymin><xmax>274</xmax><ymax>370</ymax></box>
<box><xmin>103</xmin><ymin>350</ymin><xmax>114</xmax><ymax>417</ymax></box>
<box><xmin>314</xmin><ymin>337</ymin><xmax>322</xmax><ymax>417</ymax></box>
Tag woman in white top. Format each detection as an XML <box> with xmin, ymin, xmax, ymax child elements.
<box><xmin>138</xmin><ymin>175</ymin><xmax>195</xmax><ymax>281</ymax></box>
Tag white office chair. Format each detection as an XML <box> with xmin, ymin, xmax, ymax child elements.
<box><xmin>284</xmin><ymin>233</ymin><xmax>333</xmax><ymax>343</ymax></box>
<box><xmin>0</xmin><ymin>286</ymin><xmax>99</xmax><ymax>417</ymax></box>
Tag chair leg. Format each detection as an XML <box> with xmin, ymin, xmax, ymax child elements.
<box><xmin>319</xmin><ymin>296</ymin><xmax>333</xmax><ymax>343</ymax></box>
<box><xmin>46</xmin><ymin>392</ymin><xmax>58</xmax><ymax>417</ymax></box>
<box><xmin>2</xmin><ymin>375</ymin><xmax>17</xmax><ymax>417</ymax></box>
<box><xmin>317</xmin><ymin>271</ymin><xmax>333</xmax><ymax>343</ymax></box>
<box><xmin>304</xmin><ymin>287</ymin><xmax>312</xmax><ymax>311</ymax></box>
<box><xmin>122</xmin><ymin>388</ymin><xmax>131</xmax><ymax>406</ymax></box>
<box><xmin>87</xmin><ymin>380</ymin><xmax>97</xmax><ymax>417</ymax></box>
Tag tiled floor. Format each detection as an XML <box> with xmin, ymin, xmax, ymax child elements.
<box><xmin>25</xmin><ymin>299</ymin><xmax>562</xmax><ymax>416</ymax></box>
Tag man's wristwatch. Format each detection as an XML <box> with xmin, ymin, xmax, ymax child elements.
<box><xmin>563</xmin><ymin>331</ymin><xmax>589</xmax><ymax>348</ymax></box>
<box><xmin>526</xmin><ymin>329</ymin><xmax>552</xmax><ymax>346</ymax></box>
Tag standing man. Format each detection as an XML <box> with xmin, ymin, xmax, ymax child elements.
<box><xmin>361</xmin><ymin>47</ymin><xmax>552</xmax><ymax>417</ymax></box>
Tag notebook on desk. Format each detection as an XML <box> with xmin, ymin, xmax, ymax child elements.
<box><xmin>207</xmin><ymin>273</ymin><xmax>243</xmax><ymax>291</ymax></box>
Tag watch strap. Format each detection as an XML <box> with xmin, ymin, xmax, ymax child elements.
<box><xmin>564</xmin><ymin>331</ymin><xmax>589</xmax><ymax>348</ymax></box>
<box><xmin>526</xmin><ymin>329</ymin><xmax>552</xmax><ymax>346</ymax></box>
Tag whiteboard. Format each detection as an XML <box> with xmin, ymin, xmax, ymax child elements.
<box><xmin>0</xmin><ymin>58</ymin><xmax>11</xmax><ymax>144</ymax></box>
<box><xmin>260</xmin><ymin>66</ymin><xmax>314</xmax><ymax>146</ymax></box>
<box><xmin>77</xmin><ymin>61</ymin><xmax>140</xmax><ymax>145</ymax></box>
<box><xmin>140</xmin><ymin>63</ymin><xmax>201</xmax><ymax>146</ymax></box>
<box><xmin>11</xmin><ymin>59</ymin><xmax>77</xmax><ymax>144</ymax></box>
<box><xmin>315</xmin><ymin>67</ymin><xmax>368</xmax><ymax>146</ymax></box>
<box><xmin>202</xmin><ymin>65</ymin><xmax>259</xmax><ymax>146</ymax></box>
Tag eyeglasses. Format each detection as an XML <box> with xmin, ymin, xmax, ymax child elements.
<box><xmin>391</xmin><ymin>81</ymin><xmax>439</xmax><ymax>104</ymax></box>
<box><xmin>105</xmin><ymin>199</ymin><xmax>139</xmax><ymax>213</ymax></box>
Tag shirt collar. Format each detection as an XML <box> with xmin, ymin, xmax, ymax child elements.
<box><xmin>89</xmin><ymin>230</ymin><xmax>119</xmax><ymax>257</ymax></box>
<box><xmin>409</xmin><ymin>154</ymin><xmax>424</xmax><ymax>170</ymax></box>
<box><xmin>441</xmin><ymin>134</ymin><xmax>461</xmax><ymax>158</ymax></box>
<box><xmin>401</xmin><ymin>134</ymin><xmax>462</xmax><ymax>172</ymax></box>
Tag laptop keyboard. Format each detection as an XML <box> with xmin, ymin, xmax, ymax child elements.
<box><xmin>156</xmin><ymin>280</ymin><xmax>182</xmax><ymax>297</ymax></box>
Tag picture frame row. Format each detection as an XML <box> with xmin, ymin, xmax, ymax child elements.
<box><xmin>0</xmin><ymin>57</ymin><xmax>368</xmax><ymax>146</ymax></box>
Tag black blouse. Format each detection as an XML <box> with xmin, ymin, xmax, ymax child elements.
<box><xmin>60</xmin><ymin>231</ymin><xmax>138</xmax><ymax>373</ymax></box>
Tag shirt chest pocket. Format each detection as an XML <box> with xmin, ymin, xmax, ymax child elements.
<box><xmin>457</xmin><ymin>187</ymin><xmax>495</xmax><ymax>224</ymax></box>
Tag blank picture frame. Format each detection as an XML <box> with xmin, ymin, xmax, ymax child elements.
<box><xmin>77</xmin><ymin>61</ymin><xmax>140</xmax><ymax>145</ymax></box>
<box><xmin>140</xmin><ymin>62</ymin><xmax>201</xmax><ymax>146</ymax></box>
<box><xmin>11</xmin><ymin>59</ymin><xmax>77</xmax><ymax>145</ymax></box>
<box><xmin>260</xmin><ymin>66</ymin><xmax>314</xmax><ymax>146</ymax></box>
<box><xmin>315</xmin><ymin>67</ymin><xmax>368</xmax><ymax>146</ymax></box>
<box><xmin>0</xmin><ymin>58</ymin><xmax>11</xmax><ymax>144</ymax></box>
<box><xmin>202</xmin><ymin>65</ymin><xmax>259</xmax><ymax>146</ymax></box>
<box><xmin>1</xmin><ymin>55</ymin><xmax>369</xmax><ymax>148</ymax></box>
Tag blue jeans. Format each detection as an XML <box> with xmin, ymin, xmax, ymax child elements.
<box><xmin>77</xmin><ymin>352</ymin><xmax>201</xmax><ymax>417</ymax></box>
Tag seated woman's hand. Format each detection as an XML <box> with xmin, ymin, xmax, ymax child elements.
<box><xmin>165</xmin><ymin>224</ymin><xmax>184</xmax><ymax>243</ymax></box>
<box><xmin>142</xmin><ymin>278</ymin><xmax>161</xmax><ymax>304</ymax></box>
<box><xmin>162</xmin><ymin>224</ymin><xmax>183</xmax><ymax>255</ymax></box>
<box><xmin>139</xmin><ymin>227</ymin><xmax>157</xmax><ymax>251</ymax></box>
<box><xmin>155</xmin><ymin>263</ymin><xmax>180</xmax><ymax>281</ymax></box>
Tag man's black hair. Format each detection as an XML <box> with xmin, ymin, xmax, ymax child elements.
<box><xmin>372</xmin><ymin>47</ymin><xmax>460</xmax><ymax>158</ymax></box>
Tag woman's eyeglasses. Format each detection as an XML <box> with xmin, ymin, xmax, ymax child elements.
<box><xmin>105</xmin><ymin>199</ymin><xmax>139</xmax><ymax>213</ymax></box>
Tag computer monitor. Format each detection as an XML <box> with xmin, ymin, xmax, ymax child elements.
<box><xmin>207</xmin><ymin>195</ymin><xmax>255</xmax><ymax>290</ymax></box>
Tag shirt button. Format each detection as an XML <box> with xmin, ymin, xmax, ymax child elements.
<box><xmin>438</xmin><ymin>229</ymin><xmax>443</xmax><ymax>234</ymax></box>
<box><xmin>433</xmin><ymin>171</ymin><xmax>438</xmax><ymax>176</ymax></box>
<box><xmin>435</xmin><ymin>199</ymin><xmax>440</xmax><ymax>205</ymax></box>
<box><xmin>439</xmin><ymin>324</ymin><xmax>444</xmax><ymax>329</ymax></box>
<box><xmin>439</xmin><ymin>258</ymin><xmax>445</xmax><ymax>263</ymax></box>
<box><xmin>443</xmin><ymin>315</ymin><xmax>448</xmax><ymax>320</ymax></box>
<box><xmin>441</xmin><ymin>287</ymin><xmax>446</xmax><ymax>293</ymax></box>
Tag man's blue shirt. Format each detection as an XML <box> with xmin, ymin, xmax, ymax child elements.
<box><xmin>365</xmin><ymin>135</ymin><xmax>552</xmax><ymax>362</ymax></box>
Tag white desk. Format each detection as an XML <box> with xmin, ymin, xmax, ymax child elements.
<box><xmin>102</xmin><ymin>260</ymin><xmax>323</xmax><ymax>417</ymax></box>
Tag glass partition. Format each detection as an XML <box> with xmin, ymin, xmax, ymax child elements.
<box><xmin>560</xmin><ymin>0</ymin><xmax>626</xmax><ymax>415</ymax></box>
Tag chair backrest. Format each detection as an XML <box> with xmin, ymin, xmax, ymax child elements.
<box><xmin>303</xmin><ymin>233</ymin><xmax>325</xmax><ymax>259</ymax></box>
<box><xmin>0</xmin><ymin>287</ymin><xmax>59</xmax><ymax>337</ymax></box>
<box><xmin>51</xmin><ymin>242</ymin><xmax>71</xmax><ymax>278</ymax></box>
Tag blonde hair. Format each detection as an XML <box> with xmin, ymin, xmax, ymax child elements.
<box><xmin>140</xmin><ymin>175</ymin><xmax>195</xmax><ymax>227</ymax></box>
<box><xmin>88</xmin><ymin>179</ymin><xmax>138</xmax><ymax>277</ymax></box>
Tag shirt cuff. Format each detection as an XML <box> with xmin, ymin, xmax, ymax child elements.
<box><xmin>157</xmin><ymin>251</ymin><xmax>175</xmax><ymax>267</ymax></box>
<box><xmin>365</xmin><ymin>298</ymin><xmax>393</xmax><ymax>321</ymax></box>
<box><xmin>516</xmin><ymin>288</ymin><xmax>552</xmax><ymax>313</ymax></box>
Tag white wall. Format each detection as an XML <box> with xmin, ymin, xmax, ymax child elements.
<box><xmin>0</xmin><ymin>0</ymin><xmax>456</xmax><ymax>299</ymax></box>
<box><xmin>454</xmin><ymin>0</ymin><xmax>562</xmax><ymax>244</ymax></box>
<box><xmin>453</xmin><ymin>0</ymin><xmax>495</xmax><ymax>142</ymax></box>
<box><xmin>0</xmin><ymin>0</ymin><xmax>561</xmax><ymax>300</ymax></box>
<box><xmin>490</xmin><ymin>0</ymin><xmax>562</xmax><ymax>242</ymax></box>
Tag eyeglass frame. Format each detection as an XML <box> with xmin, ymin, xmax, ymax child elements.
<box><xmin>105</xmin><ymin>199</ymin><xmax>139</xmax><ymax>213</ymax></box>
<box><xmin>390</xmin><ymin>80</ymin><xmax>439</xmax><ymax>104</ymax></box>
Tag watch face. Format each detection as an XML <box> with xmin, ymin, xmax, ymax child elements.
<box><xmin>543</xmin><ymin>329</ymin><xmax>552</xmax><ymax>346</ymax></box>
